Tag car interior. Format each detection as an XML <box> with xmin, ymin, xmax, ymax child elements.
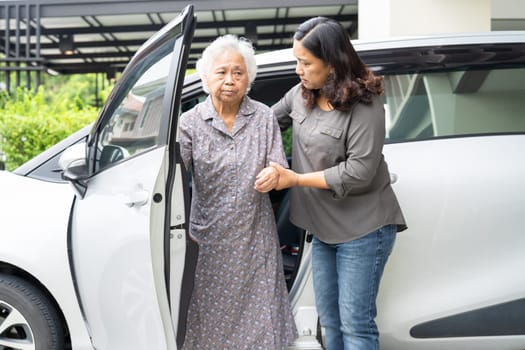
<box><xmin>249</xmin><ymin>74</ymin><xmax>305</xmax><ymax>288</ymax></box>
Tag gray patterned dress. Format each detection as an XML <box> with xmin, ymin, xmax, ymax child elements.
<box><xmin>178</xmin><ymin>96</ymin><xmax>298</xmax><ymax>349</ymax></box>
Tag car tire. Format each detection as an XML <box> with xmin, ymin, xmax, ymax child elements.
<box><xmin>0</xmin><ymin>274</ymin><xmax>65</xmax><ymax>350</ymax></box>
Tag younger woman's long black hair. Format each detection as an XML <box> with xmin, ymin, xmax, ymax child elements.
<box><xmin>294</xmin><ymin>17</ymin><xmax>384</xmax><ymax>112</ymax></box>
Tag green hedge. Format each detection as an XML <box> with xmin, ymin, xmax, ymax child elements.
<box><xmin>0</xmin><ymin>72</ymin><xmax>289</xmax><ymax>171</ymax></box>
<box><xmin>0</xmin><ymin>85</ymin><xmax>99</xmax><ymax>171</ymax></box>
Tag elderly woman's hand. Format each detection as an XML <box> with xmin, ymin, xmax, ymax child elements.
<box><xmin>254</xmin><ymin>166</ymin><xmax>280</xmax><ymax>193</ymax></box>
<box><xmin>269</xmin><ymin>161</ymin><xmax>299</xmax><ymax>190</ymax></box>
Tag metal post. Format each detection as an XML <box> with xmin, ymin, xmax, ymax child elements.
<box><xmin>95</xmin><ymin>72</ymin><xmax>99</xmax><ymax>108</ymax></box>
<box><xmin>4</xmin><ymin>4</ymin><xmax>11</xmax><ymax>93</ymax></box>
<box><xmin>35</xmin><ymin>4</ymin><xmax>41</xmax><ymax>90</ymax></box>
<box><xmin>25</xmin><ymin>4</ymin><xmax>31</xmax><ymax>90</ymax></box>
<box><xmin>15</xmin><ymin>4</ymin><xmax>20</xmax><ymax>89</ymax></box>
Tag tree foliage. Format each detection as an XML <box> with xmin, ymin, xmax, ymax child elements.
<box><xmin>0</xmin><ymin>74</ymin><xmax>111</xmax><ymax>171</ymax></box>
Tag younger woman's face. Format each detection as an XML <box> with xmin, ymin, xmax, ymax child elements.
<box><xmin>293</xmin><ymin>39</ymin><xmax>331</xmax><ymax>90</ymax></box>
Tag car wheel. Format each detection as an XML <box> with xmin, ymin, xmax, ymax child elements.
<box><xmin>0</xmin><ymin>274</ymin><xmax>65</xmax><ymax>350</ymax></box>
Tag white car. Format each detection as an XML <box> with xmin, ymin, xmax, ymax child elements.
<box><xmin>1</xmin><ymin>4</ymin><xmax>524</xmax><ymax>349</ymax></box>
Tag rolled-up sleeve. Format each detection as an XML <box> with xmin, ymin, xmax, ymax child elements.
<box><xmin>324</xmin><ymin>96</ymin><xmax>386</xmax><ymax>198</ymax></box>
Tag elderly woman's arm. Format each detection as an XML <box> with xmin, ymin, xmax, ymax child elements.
<box><xmin>254</xmin><ymin>108</ymin><xmax>289</xmax><ymax>193</ymax></box>
<box><xmin>268</xmin><ymin>161</ymin><xmax>328</xmax><ymax>190</ymax></box>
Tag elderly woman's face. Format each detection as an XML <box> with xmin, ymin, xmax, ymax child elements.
<box><xmin>206</xmin><ymin>49</ymin><xmax>249</xmax><ymax>106</ymax></box>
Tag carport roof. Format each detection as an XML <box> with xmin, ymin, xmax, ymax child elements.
<box><xmin>0</xmin><ymin>0</ymin><xmax>357</xmax><ymax>76</ymax></box>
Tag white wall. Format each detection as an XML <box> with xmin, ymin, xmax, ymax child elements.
<box><xmin>359</xmin><ymin>0</ymin><xmax>491</xmax><ymax>39</ymax></box>
<box><xmin>491</xmin><ymin>0</ymin><xmax>525</xmax><ymax>30</ymax></box>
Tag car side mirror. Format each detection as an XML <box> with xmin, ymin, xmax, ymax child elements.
<box><xmin>59</xmin><ymin>142</ymin><xmax>89</xmax><ymax>198</ymax></box>
<box><xmin>99</xmin><ymin>144</ymin><xmax>128</xmax><ymax>169</ymax></box>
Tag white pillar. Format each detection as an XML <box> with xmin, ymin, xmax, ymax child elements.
<box><xmin>358</xmin><ymin>0</ymin><xmax>491</xmax><ymax>40</ymax></box>
<box><xmin>491</xmin><ymin>0</ymin><xmax>525</xmax><ymax>30</ymax></box>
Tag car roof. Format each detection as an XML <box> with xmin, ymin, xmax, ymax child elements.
<box><xmin>354</xmin><ymin>31</ymin><xmax>525</xmax><ymax>49</ymax></box>
<box><xmin>184</xmin><ymin>30</ymin><xmax>525</xmax><ymax>87</ymax></box>
<box><xmin>255</xmin><ymin>31</ymin><xmax>525</xmax><ymax>65</ymax></box>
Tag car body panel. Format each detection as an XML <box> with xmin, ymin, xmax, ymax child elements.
<box><xmin>0</xmin><ymin>171</ymin><xmax>94</xmax><ymax>349</ymax></box>
<box><xmin>71</xmin><ymin>147</ymin><xmax>171</xmax><ymax>349</ymax></box>
<box><xmin>379</xmin><ymin>135</ymin><xmax>525</xmax><ymax>349</ymax></box>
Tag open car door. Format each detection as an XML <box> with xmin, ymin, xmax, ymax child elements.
<box><xmin>66</xmin><ymin>5</ymin><xmax>195</xmax><ymax>349</ymax></box>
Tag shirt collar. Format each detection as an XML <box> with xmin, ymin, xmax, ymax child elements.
<box><xmin>199</xmin><ymin>95</ymin><xmax>256</xmax><ymax>121</ymax></box>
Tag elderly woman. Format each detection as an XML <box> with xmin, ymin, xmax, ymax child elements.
<box><xmin>178</xmin><ymin>34</ymin><xmax>298</xmax><ymax>349</ymax></box>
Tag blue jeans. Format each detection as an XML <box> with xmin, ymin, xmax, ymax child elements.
<box><xmin>312</xmin><ymin>224</ymin><xmax>396</xmax><ymax>350</ymax></box>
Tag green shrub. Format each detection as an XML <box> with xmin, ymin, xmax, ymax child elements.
<box><xmin>281</xmin><ymin>128</ymin><xmax>292</xmax><ymax>157</ymax></box>
<box><xmin>0</xmin><ymin>82</ymin><xmax>101</xmax><ymax>171</ymax></box>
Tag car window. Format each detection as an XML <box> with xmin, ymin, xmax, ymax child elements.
<box><xmin>384</xmin><ymin>67</ymin><xmax>525</xmax><ymax>142</ymax></box>
<box><xmin>181</xmin><ymin>94</ymin><xmax>206</xmax><ymax>113</ymax></box>
<box><xmin>249</xmin><ymin>75</ymin><xmax>299</xmax><ymax>107</ymax></box>
<box><xmin>93</xmin><ymin>32</ymin><xmax>180</xmax><ymax>173</ymax></box>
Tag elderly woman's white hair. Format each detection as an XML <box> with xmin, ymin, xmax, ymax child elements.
<box><xmin>196</xmin><ymin>34</ymin><xmax>257</xmax><ymax>94</ymax></box>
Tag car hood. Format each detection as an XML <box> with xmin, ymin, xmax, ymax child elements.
<box><xmin>0</xmin><ymin>171</ymin><xmax>75</xmax><ymax>271</ymax></box>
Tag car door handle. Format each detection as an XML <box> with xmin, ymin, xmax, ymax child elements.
<box><xmin>125</xmin><ymin>190</ymin><xmax>149</xmax><ymax>207</ymax></box>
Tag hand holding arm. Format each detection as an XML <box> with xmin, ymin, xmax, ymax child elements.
<box><xmin>254</xmin><ymin>166</ymin><xmax>280</xmax><ymax>193</ymax></box>
<box><xmin>269</xmin><ymin>161</ymin><xmax>329</xmax><ymax>190</ymax></box>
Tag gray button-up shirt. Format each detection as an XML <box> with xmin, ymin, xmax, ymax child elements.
<box><xmin>272</xmin><ymin>84</ymin><xmax>407</xmax><ymax>243</ymax></box>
